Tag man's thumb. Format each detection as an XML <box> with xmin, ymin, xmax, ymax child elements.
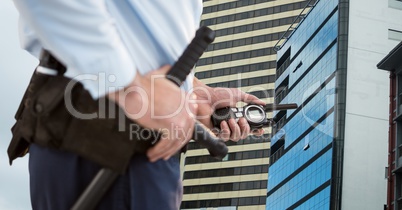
<box><xmin>155</xmin><ymin>65</ymin><xmax>171</xmax><ymax>75</ymax></box>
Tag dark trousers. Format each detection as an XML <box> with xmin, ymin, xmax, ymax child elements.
<box><xmin>29</xmin><ymin>144</ymin><xmax>182</xmax><ymax>210</ymax></box>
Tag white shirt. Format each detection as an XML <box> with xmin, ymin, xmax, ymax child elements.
<box><xmin>13</xmin><ymin>0</ymin><xmax>203</xmax><ymax>98</ymax></box>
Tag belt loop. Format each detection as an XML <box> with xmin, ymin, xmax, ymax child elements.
<box><xmin>39</xmin><ymin>50</ymin><xmax>67</xmax><ymax>75</ymax></box>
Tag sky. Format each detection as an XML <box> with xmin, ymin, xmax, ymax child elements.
<box><xmin>0</xmin><ymin>1</ymin><xmax>38</xmax><ymax>209</ymax></box>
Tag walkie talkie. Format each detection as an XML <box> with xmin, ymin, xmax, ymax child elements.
<box><xmin>211</xmin><ymin>103</ymin><xmax>298</xmax><ymax>129</ymax></box>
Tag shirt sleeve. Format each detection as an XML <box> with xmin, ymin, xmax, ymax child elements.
<box><xmin>13</xmin><ymin>0</ymin><xmax>136</xmax><ymax>98</ymax></box>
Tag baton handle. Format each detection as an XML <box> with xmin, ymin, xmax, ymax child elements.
<box><xmin>193</xmin><ymin>121</ymin><xmax>227</xmax><ymax>160</ymax></box>
<box><xmin>71</xmin><ymin>168</ymin><xmax>118</xmax><ymax>210</ymax></box>
<box><xmin>166</xmin><ymin>26</ymin><xmax>228</xmax><ymax>160</ymax></box>
<box><xmin>166</xmin><ymin>26</ymin><xmax>215</xmax><ymax>86</ymax></box>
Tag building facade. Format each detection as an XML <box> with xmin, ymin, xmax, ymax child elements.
<box><xmin>378</xmin><ymin>4</ymin><xmax>402</xmax><ymax>210</ymax></box>
<box><xmin>181</xmin><ymin>0</ymin><xmax>312</xmax><ymax>209</ymax></box>
<box><xmin>267</xmin><ymin>0</ymin><xmax>402</xmax><ymax>209</ymax></box>
<box><xmin>378</xmin><ymin>41</ymin><xmax>402</xmax><ymax>210</ymax></box>
<box><xmin>267</xmin><ymin>0</ymin><xmax>339</xmax><ymax>208</ymax></box>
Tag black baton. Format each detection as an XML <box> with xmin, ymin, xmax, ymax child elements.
<box><xmin>71</xmin><ymin>26</ymin><xmax>228</xmax><ymax>210</ymax></box>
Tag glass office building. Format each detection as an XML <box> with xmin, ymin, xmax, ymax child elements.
<box><xmin>267</xmin><ymin>0</ymin><xmax>402</xmax><ymax>209</ymax></box>
<box><xmin>267</xmin><ymin>0</ymin><xmax>338</xmax><ymax>209</ymax></box>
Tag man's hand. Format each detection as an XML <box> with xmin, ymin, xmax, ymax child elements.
<box><xmin>108</xmin><ymin>65</ymin><xmax>197</xmax><ymax>162</ymax></box>
<box><xmin>193</xmin><ymin>78</ymin><xmax>265</xmax><ymax>142</ymax></box>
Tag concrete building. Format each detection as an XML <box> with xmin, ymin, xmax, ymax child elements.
<box><xmin>267</xmin><ymin>0</ymin><xmax>402</xmax><ymax>209</ymax></box>
<box><xmin>180</xmin><ymin>0</ymin><xmax>312</xmax><ymax>209</ymax></box>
